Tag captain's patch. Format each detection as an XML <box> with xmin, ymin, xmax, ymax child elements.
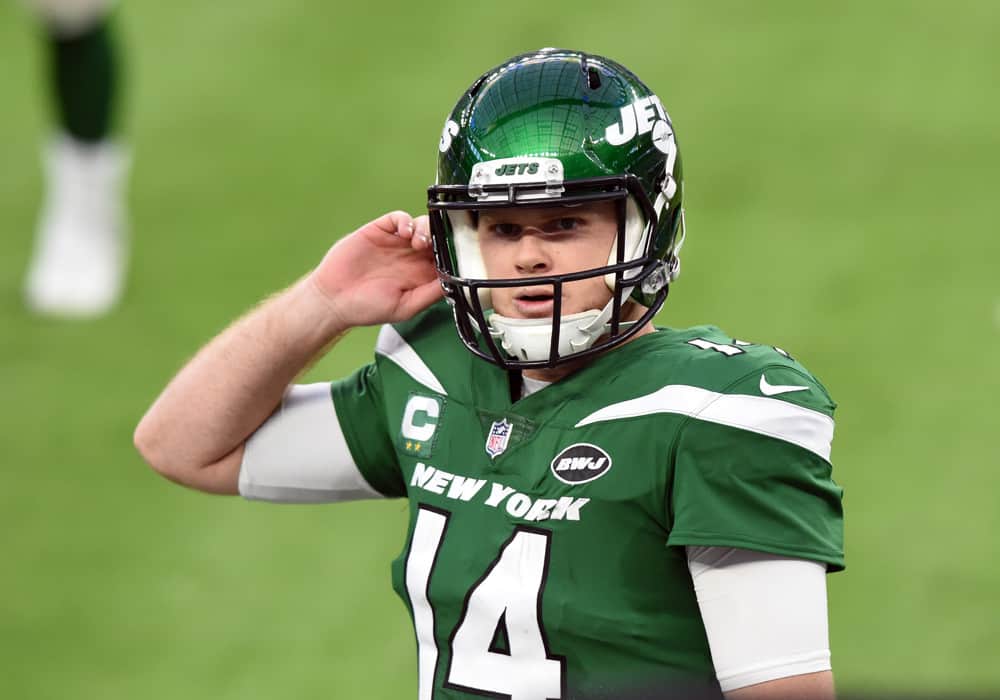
<box><xmin>400</xmin><ymin>393</ymin><xmax>444</xmax><ymax>458</ymax></box>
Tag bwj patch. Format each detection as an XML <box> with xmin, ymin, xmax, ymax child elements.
<box><xmin>550</xmin><ymin>443</ymin><xmax>613</xmax><ymax>484</ymax></box>
<box><xmin>485</xmin><ymin>419</ymin><xmax>513</xmax><ymax>459</ymax></box>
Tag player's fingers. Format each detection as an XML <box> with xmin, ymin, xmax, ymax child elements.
<box><xmin>399</xmin><ymin>276</ymin><xmax>445</xmax><ymax>318</ymax></box>
<box><xmin>411</xmin><ymin>215</ymin><xmax>432</xmax><ymax>250</ymax></box>
<box><xmin>369</xmin><ymin>210</ymin><xmax>414</xmax><ymax>238</ymax></box>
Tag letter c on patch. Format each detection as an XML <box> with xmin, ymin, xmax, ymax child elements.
<box><xmin>402</xmin><ymin>396</ymin><xmax>440</xmax><ymax>442</ymax></box>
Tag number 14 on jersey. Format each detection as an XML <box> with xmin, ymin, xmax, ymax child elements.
<box><xmin>406</xmin><ymin>505</ymin><xmax>566</xmax><ymax>699</ymax></box>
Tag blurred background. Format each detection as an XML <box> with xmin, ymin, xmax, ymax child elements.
<box><xmin>1</xmin><ymin>0</ymin><xmax>998</xmax><ymax>697</ymax></box>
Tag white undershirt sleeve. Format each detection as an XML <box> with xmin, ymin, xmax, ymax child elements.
<box><xmin>686</xmin><ymin>546</ymin><xmax>832</xmax><ymax>692</ymax></box>
<box><xmin>238</xmin><ymin>383</ymin><xmax>384</xmax><ymax>504</ymax></box>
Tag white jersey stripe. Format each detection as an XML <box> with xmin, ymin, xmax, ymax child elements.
<box><xmin>376</xmin><ymin>325</ymin><xmax>448</xmax><ymax>395</ymax></box>
<box><xmin>239</xmin><ymin>383</ymin><xmax>382</xmax><ymax>503</ymax></box>
<box><xmin>575</xmin><ymin>384</ymin><xmax>834</xmax><ymax>461</ymax></box>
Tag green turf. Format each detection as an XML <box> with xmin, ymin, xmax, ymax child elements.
<box><xmin>1</xmin><ymin>0</ymin><xmax>998</xmax><ymax>696</ymax></box>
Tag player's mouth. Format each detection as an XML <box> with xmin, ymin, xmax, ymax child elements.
<box><xmin>512</xmin><ymin>288</ymin><xmax>557</xmax><ymax>318</ymax></box>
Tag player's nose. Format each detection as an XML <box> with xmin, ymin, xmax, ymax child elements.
<box><xmin>513</xmin><ymin>231</ymin><xmax>551</xmax><ymax>274</ymax></box>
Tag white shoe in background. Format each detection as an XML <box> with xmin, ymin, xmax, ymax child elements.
<box><xmin>24</xmin><ymin>135</ymin><xmax>129</xmax><ymax>318</ymax></box>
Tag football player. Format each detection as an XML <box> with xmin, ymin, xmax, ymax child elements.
<box><xmin>22</xmin><ymin>0</ymin><xmax>128</xmax><ymax>316</ymax></box>
<box><xmin>136</xmin><ymin>49</ymin><xmax>844</xmax><ymax>699</ymax></box>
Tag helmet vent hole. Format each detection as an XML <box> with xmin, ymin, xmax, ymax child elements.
<box><xmin>587</xmin><ymin>67</ymin><xmax>601</xmax><ymax>90</ymax></box>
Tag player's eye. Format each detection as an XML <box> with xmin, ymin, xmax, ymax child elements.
<box><xmin>491</xmin><ymin>223</ymin><xmax>521</xmax><ymax>237</ymax></box>
<box><xmin>541</xmin><ymin>217</ymin><xmax>582</xmax><ymax>233</ymax></box>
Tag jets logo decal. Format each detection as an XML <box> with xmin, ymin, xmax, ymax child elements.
<box><xmin>605</xmin><ymin>95</ymin><xmax>672</xmax><ymax>150</ymax></box>
<box><xmin>439</xmin><ymin>119</ymin><xmax>459</xmax><ymax>153</ymax></box>
<box><xmin>494</xmin><ymin>162</ymin><xmax>539</xmax><ymax>176</ymax></box>
<box><xmin>550</xmin><ymin>443</ymin><xmax>613</xmax><ymax>485</ymax></box>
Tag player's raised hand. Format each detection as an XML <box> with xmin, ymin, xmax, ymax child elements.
<box><xmin>309</xmin><ymin>211</ymin><xmax>443</xmax><ymax>328</ymax></box>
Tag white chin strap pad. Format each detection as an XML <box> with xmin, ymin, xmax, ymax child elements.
<box><xmin>488</xmin><ymin>291</ymin><xmax>634</xmax><ymax>362</ymax></box>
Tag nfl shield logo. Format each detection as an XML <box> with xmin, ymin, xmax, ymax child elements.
<box><xmin>485</xmin><ymin>419</ymin><xmax>513</xmax><ymax>458</ymax></box>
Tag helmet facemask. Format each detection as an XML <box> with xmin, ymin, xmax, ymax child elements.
<box><xmin>428</xmin><ymin>174</ymin><xmax>675</xmax><ymax>369</ymax></box>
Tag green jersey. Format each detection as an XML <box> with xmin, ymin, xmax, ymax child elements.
<box><xmin>330</xmin><ymin>302</ymin><xmax>844</xmax><ymax>700</ymax></box>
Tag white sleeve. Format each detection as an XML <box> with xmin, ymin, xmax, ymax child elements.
<box><xmin>687</xmin><ymin>546</ymin><xmax>832</xmax><ymax>692</ymax></box>
<box><xmin>238</xmin><ymin>383</ymin><xmax>384</xmax><ymax>504</ymax></box>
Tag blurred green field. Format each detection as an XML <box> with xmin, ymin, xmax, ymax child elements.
<box><xmin>1</xmin><ymin>0</ymin><xmax>998</xmax><ymax>697</ymax></box>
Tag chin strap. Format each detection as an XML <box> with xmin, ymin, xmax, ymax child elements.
<box><xmin>486</xmin><ymin>289</ymin><xmax>637</xmax><ymax>362</ymax></box>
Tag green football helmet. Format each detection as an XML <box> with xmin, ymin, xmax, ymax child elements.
<box><xmin>428</xmin><ymin>48</ymin><xmax>686</xmax><ymax>369</ymax></box>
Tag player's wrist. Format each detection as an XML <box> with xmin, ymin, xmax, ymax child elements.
<box><xmin>292</xmin><ymin>274</ymin><xmax>353</xmax><ymax>340</ymax></box>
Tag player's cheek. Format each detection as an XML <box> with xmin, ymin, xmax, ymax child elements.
<box><xmin>569</xmin><ymin>276</ymin><xmax>611</xmax><ymax>311</ymax></box>
<box><xmin>491</xmin><ymin>287</ymin><xmax>515</xmax><ymax>314</ymax></box>
<box><xmin>479</xmin><ymin>240</ymin><xmax>506</xmax><ymax>278</ymax></box>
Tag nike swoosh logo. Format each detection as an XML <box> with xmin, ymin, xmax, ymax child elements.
<box><xmin>759</xmin><ymin>374</ymin><xmax>811</xmax><ymax>396</ymax></box>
